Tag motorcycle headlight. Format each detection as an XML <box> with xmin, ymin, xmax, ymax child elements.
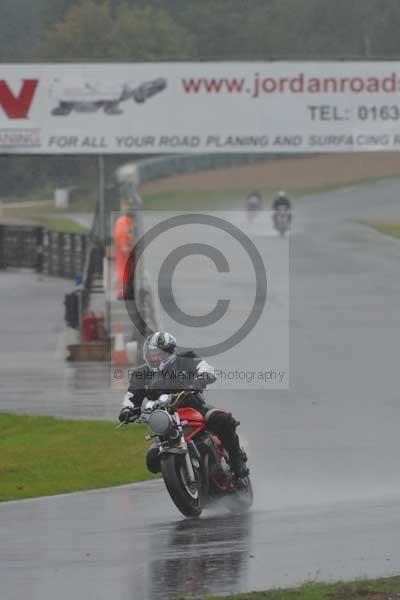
<box><xmin>148</xmin><ymin>410</ymin><xmax>173</xmax><ymax>436</ymax></box>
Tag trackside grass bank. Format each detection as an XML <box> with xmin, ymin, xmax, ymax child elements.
<box><xmin>141</xmin><ymin>177</ymin><xmax>400</xmax><ymax>212</ymax></box>
<box><xmin>365</xmin><ymin>220</ymin><xmax>400</xmax><ymax>239</ymax></box>
<box><xmin>0</xmin><ymin>413</ymin><xmax>156</xmax><ymax>501</ymax></box>
<box><xmin>184</xmin><ymin>576</ymin><xmax>400</xmax><ymax>600</ymax></box>
<box><xmin>32</xmin><ymin>216</ymin><xmax>89</xmax><ymax>234</ymax></box>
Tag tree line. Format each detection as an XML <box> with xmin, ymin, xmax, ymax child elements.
<box><xmin>3</xmin><ymin>0</ymin><xmax>400</xmax><ymax>62</ymax></box>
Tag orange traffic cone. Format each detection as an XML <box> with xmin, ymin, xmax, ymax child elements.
<box><xmin>112</xmin><ymin>322</ymin><xmax>128</xmax><ymax>364</ymax></box>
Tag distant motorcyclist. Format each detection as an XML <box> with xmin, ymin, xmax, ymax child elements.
<box><xmin>245</xmin><ymin>190</ymin><xmax>263</xmax><ymax>212</ymax></box>
<box><xmin>272</xmin><ymin>190</ymin><xmax>292</xmax><ymax>234</ymax></box>
<box><xmin>272</xmin><ymin>190</ymin><xmax>291</xmax><ymax>212</ymax></box>
<box><xmin>118</xmin><ymin>331</ymin><xmax>249</xmax><ymax>479</ymax></box>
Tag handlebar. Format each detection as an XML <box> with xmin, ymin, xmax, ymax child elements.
<box><xmin>143</xmin><ymin>389</ymin><xmax>196</xmax><ymax>413</ymax></box>
<box><xmin>116</xmin><ymin>389</ymin><xmax>198</xmax><ymax>429</ymax></box>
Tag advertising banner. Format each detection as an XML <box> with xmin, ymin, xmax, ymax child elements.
<box><xmin>2</xmin><ymin>62</ymin><xmax>400</xmax><ymax>153</ymax></box>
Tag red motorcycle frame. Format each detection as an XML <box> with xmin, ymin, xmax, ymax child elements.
<box><xmin>178</xmin><ymin>406</ymin><xmax>233</xmax><ymax>494</ymax></box>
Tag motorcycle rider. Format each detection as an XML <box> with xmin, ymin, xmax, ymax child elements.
<box><xmin>272</xmin><ymin>190</ymin><xmax>292</xmax><ymax>212</ymax></box>
<box><xmin>118</xmin><ymin>331</ymin><xmax>249</xmax><ymax>479</ymax></box>
<box><xmin>245</xmin><ymin>190</ymin><xmax>262</xmax><ymax>212</ymax></box>
<box><xmin>272</xmin><ymin>190</ymin><xmax>292</xmax><ymax>228</ymax></box>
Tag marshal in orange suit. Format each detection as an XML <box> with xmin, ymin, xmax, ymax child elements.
<box><xmin>114</xmin><ymin>211</ymin><xmax>135</xmax><ymax>299</ymax></box>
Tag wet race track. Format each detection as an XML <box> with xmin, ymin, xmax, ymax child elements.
<box><xmin>1</xmin><ymin>180</ymin><xmax>400</xmax><ymax>599</ymax></box>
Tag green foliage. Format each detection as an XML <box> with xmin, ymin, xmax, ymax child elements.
<box><xmin>4</xmin><ymin>0</ymin><xmax>400</xmax><ymax>62</ymax></box>
<box><xmin>0</xmin><ymin>0</ymin><xmax>41</xmax><ymax>60</ymax></box>
<box><xmin>166</xmin><ymin>0</ymin><xmax>400</xmax><ymax>59</ymax></box>
<box><xmin>38</xmin><ymin>0</ymin><xmax>194</xmax><ymax>60</ymax></box>
<box><xmin>109</xmin><ymin>5</ymin><xmax>194</xmax><ymax>60</ymax></box>
<box><xmin>0</xmin><ymin>155</ymin><xmax>99</xmax><ymax>199</ymax></box>
<box><xmin>171</xmin><ymin>0</ymin><xmax>251</xmax><ymax>59</ymax></box>
<box><xmin>39</xmin><ymin>0</ymin><xmax>115</xmax><ymax>60</ymax></box>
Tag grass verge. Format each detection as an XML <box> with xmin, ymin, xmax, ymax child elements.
<box><xmin>31</xmin><ymin>216</ymin><xmax>89</xmax><ymax>234</ymax></box>
<box><xmin>2</xmin><ymin>173</ymin><xmax>398</xmax><ymax>217</ymax></box>
<box><xmin>0</xmin><ymin>413</ymin><xmax>156</xmax><ymax>501</ymax></box>
<box><xmin>3</xmin><ymin>201</ymin><xmax>53</xmax><ymax>216</ymax></box>
<box><xmin>364</xmin><ymin>220</ymin><xmax>400</xmax><ymax>239</ymax></box>
<box><xmin>141</xmin><ymin>176</ymin><xmax>400</xmax><ymax>212</ymax></box>
<box><xmin>141</xmin><ymin>189</ymin><xmax>253</xmax><ymax>210</ymax></box>
<box><xmin>2</xmin><ymin>207</ymin><xmax>89</xmax><ymax>233</ymax></box>
<box><xmin>141</xmin><ymin>187</ymin><xmax>298</xmax><ymax>211</ymax></box>
<box><xmin>186</xmin><ymin>576</ymin><xmax>400</xmax><ymax>600</ymax></box>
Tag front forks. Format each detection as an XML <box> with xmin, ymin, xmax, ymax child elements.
<box><xmin>184</xmin><ymin>447</ymin><xmax>196</xmax><ymax>484</ymax></box>
<box><xmin>160</xmin><ymin>437</ymin><xmax>197</xmax><ymax>485</ymax></box>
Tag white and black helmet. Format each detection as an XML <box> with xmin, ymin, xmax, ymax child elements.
<box><xmin>143</xmin><ymin>331</ymin><xmax>177</xmax><ymax>371</ymax></box>
<box><xmin>274</xmin><ymin>190</ymin><xmax>291</xmax><ymax>208</ymax></box>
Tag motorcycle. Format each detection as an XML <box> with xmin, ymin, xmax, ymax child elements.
<box><xmin>245</xmin><ymin>193</ymin><xmax>262</xmax><ymax>223</ymax></box>
<box><xmin>272</xmin><ymin>206</ymin><xmax>291</xmax><ymax>236</ymax></box>
<box><xmin>119</xmin><ymin>390</ymin><xmax>253</xmax><ymax>518</ymax></box>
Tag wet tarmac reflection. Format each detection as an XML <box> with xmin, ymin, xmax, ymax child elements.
<box><xmin>148</xmin><ymin>512</ymin><xmax>252</xmax><ymax>599</ymax></box>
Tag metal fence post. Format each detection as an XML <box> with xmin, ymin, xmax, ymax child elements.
<box><xmin>47</xmin><ymin>230</ymin><xmax>53</xmax><ymax>275</ymax></box>
<box><xmin>70</xmin><ymin>233</ymin><xmax>76</xmax><ymax>279</ymax></box>
<box><xmin>98</xmin><ymin>155</ymin><xmax>105</xmax><ymax>244</ymax></box>
<box><xmin>35</xmin><ymin>227</ymin><xmax>44</xmax><ymax>274</ymax></box>
<box><xmin>132</xmin><ymin>186</ymin><xmax>144</xmax><ymax>309</ymax></box>
<box><xmin>59</xmin><ymin>232</ymin><xmax>63</xmax><ymax>277</ymax></box>
<box><xmin>0</xmin><ymin>225</ymin><xmax>4</xmax><ymax>269</ymax></box>
<box><xmin>81</xmin><ymin>235</ymin><xmax>87</xmax><ymax>273</ymax></box>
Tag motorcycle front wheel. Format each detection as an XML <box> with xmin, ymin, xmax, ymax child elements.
<box><xmin>161</xmin><ymin>454</ymin><xmax>203</xmax><ymax>518</ymax></box>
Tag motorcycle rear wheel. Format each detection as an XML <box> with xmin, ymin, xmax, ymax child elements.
<box><xmin>224</xmin><ymin>476</ymin><xmax>254</xmax><ymax>513</ymax></box>
<box><xmin>161</xmin><ymin>454</ymin><xmax>203</xmax><ymax>518</ymax></box>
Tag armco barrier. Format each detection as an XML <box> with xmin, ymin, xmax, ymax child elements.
<box><xmin>117</xmin><ymin>153</ymin><xmax>276</xmax><ymax>188</ymax></box>
<box><xmin>0</xmin><ymin>224</ymin><xmax>43</xmax><ymax>271</ymax></box>
<box><xmin>0</xmin><ymin>224</ymin><xmax>87</xmax><ymax>279</ymax></box>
